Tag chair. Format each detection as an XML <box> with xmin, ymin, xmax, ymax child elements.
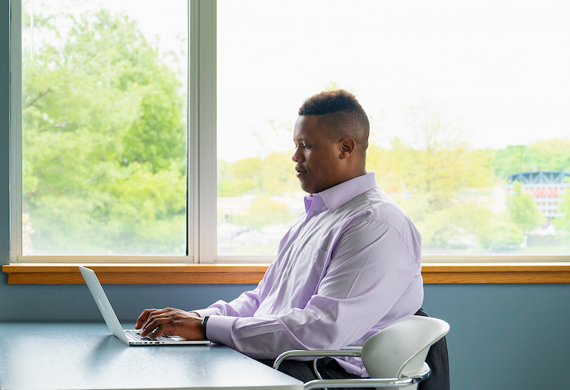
<box><xmin>273</xmin><ymin>315</ymin><xmax>450</xmax><ymax>389</ymax></box>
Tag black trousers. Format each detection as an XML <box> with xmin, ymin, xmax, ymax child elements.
<box><xmin>258</xmin><ymin>357</ymin><xmax>373</xmax><ymax>390</ymax></box>
<box><xmin>415</xmin><ymin>309</ymin><xmax>450</xmax><ymax>390</ymax></box>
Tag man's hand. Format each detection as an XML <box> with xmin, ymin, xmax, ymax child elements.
<box><xmin>135</xmin><ymin>307</ymin><xmax>205</xmax><ymax>340</ymax></box>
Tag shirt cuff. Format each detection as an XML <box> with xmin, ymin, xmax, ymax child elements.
<box><xmin>202</xmin><ymin>315</ymin><xmax>238</xmax><ymax>345</ymax></box>
<box><xmin>192</xmin><ymin>308</ymin><xmax>221</xmax><ymax>318</ymax></box>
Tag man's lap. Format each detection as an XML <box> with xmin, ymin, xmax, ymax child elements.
<box><xmin>257</xmin><ymin>357</ymin><xmax>374</xmax><ymax>390</ymax></box>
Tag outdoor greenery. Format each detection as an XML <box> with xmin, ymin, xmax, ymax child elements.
<box><xmin>218</xmin><ymin>109</ymin><xmax>570</xmax><ymax>253</ymax></box>
<box><xmin>508</xmin><ymin>182</ymin><xmax>544</xmax><ymax>233</ymax></box>
<box><xmin>22</xmin><ymin>7</ymin><xmax>570</xmax><ymax>255</ymax></box>
<box><xmin>23</xmin><ymin>8</ymin><xmax>186</xmax><ymax>254</ymax></box>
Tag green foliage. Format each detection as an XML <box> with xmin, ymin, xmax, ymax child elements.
<box><xmin>507</xmin><ymin>182</ymin><xmax>544</xmax><ymax>233</ymax></box>
<box><xmin>367</xmin><ymin>106</ymin><xmax>498</xmax><ymax>250</ymax></box>
<box><xmin>229</xmin><ymin>196</ymin><xmax>294</xmax><ymax>230</ymax></box>
<box><xmin>492</xmin><ymin>139</ymin><xmax>570</xmax><ymax>178</ymax></box>
<box><xmin>480</xmin><ymin>220</ymin><xmax>525</xmax><ymax>251</ymax></box>
<box><xmin>218</xmin><ymin>179</ymin><xmax>258</xmax><ymax>198</ymax></box>
<box><xmin>324</xmin><ymin>81</ymin><xmax>341</xmax><ymax>91</ymax></box>
<box><xmin>218</xmin><ymin>153</ymin><xmax>298</xmax><ymax>198</ymax></box>
<box><xmin>215</xmin><ymin>100</ymin><xmax>568</xmax><ymax>253</ymax></box>
<box><xmin>122</xmin><ymin>78</ymin><xmax>185</xmax><ymax>172</ymax></box>
<box><xmin>23</xmin><ymin>8</ymin><xmax>186</xmax><ymax>254</ymax></box>
<box><xmin>230</xmin><ymin>158</ymin><xmax>263</xmax><ymax>182</ymax></box>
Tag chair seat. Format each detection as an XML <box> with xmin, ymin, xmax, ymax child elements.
<box><xmin>274</xmin><ymin>315</ymin><xmax>450</xmax><ymax>390</ymax></box>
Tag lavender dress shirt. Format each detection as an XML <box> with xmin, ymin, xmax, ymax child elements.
<box><xmin>195</xmin><ymin>172</ymin><xmax>423</xmax><ymax>376</ymax></box>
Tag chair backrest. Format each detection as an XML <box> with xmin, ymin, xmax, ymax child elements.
<box><xmin>361</xmin><ymin>316</ymin><xmax>450</xmax><ymax>390</ymax></box>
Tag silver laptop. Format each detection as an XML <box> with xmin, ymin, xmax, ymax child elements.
<box><xmin>79</xmin><ymin>266</ymin><xmax>210</xmax><ymax>346</ymax></box>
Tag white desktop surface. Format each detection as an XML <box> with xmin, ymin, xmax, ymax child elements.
<box><xmin>0</xmin><ymin>322</ymin><xmax>303</xmax><ymax>390</ymax></box>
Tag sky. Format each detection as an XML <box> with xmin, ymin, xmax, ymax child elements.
<box><xmin>25</xmin><ymin>0</ymin><xmax>570</xmax><ymax>162</ymax></box>
<box><xmin>217</xmin><ymin>0</ymin><xmax>570</xmax><ymax>161</ymax></box>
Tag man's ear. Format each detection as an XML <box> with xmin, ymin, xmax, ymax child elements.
<box><xmin>339</xmin><ymin>137</ymin><xmax>356</xmax><ymax>159</ymax></box>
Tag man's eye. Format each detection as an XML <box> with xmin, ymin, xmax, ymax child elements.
<box><xmin>303</xmin><ymin>145</ymin><xmax>311</xmax><ymax>150</ymax></box>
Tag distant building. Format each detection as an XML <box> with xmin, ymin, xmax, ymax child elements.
<box><xmin>507</xmin><ymin>171</ymin><xmax>570</xmax><ymax>222</ymax></box>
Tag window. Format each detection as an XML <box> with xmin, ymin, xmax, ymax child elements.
<box><xmin>11</xmin><ymin>0</ymin><xmax>198</xmax><ymax>262</ymax></box>
<box><xmin>216</xmin><ymin>0</ymin><xmax>570</xmax><ymax>261</ymax></box>
<box><xmin>10</xmin><ymin>0</ymin><xmax>570</xmax><ymax>266</ymax></box>
<box><xmin>18</xmin><ymin>0</ymin><xmax>188</xmax><ymax>257</ymax></box>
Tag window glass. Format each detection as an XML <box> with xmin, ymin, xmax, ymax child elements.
<box><xmin>217</xmin><ymin>0</ymin><xmax>570</xmax><ymax>257</ymax></box>
<box><xmin>21</xmin><ymin>0</ymin><xmax>188</xmax><ymax>255</ymax></box>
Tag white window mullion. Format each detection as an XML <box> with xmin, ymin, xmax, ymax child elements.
<box><xmin>191</xmin><ymin>0</ymin><xmax>217</xmax><ymax>263</ymax></box>
<box><xmin>10</xmin><ymin>0</ymin><xmax>23</xmax><ymax>263</ymax></box>
<box><xmin>188</xmin><ymin>0</ymin><xmax>199</xmax><ymax>262</ymax></box>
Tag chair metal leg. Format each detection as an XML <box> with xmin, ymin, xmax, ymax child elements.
<box><xmin>312</xmin><ymin>359</ymin><xmax>326</xmax><ymax>390</ymax></box>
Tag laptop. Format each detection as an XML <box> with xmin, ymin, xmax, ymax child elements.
<box><xmin>79</xmin><ymin>266</ymin><xmax>210</xmax><ymax>346</ymax></box>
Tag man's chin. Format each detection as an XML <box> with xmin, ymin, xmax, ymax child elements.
<box><xmin>298</xmin><ymin>179</ymin><xmax>312</xmax><ymax>194</ymax></box>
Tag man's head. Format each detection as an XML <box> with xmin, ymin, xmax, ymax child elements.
<box><xmin>292</xmin><ymin>90</ymin><xmax>370</xmax><ymax>194</ymax></box>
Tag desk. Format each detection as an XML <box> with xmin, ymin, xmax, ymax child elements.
<box><xmin>0</xmin><ymin>322</ymin><xmax>303</xmax><ymax>390</ymax></box>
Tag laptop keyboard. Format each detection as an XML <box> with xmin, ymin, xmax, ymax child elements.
<box><xmin>125</xmin><ymin>330</ymin><xmax>173</xmax><ymax>342</ymax></box>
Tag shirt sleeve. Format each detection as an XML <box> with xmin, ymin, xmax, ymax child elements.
<box><xmin>193</xmin><ymin>217</ymin><xmax>301</xmax><ymax>319</ymax></box>
<box><xmin>193</xmin><ymin>276</ymin><xmax>267</xmax><ymax>319</ymax></box>
<box><xmin>204</xmin><ymin>218</ymin><xmax>422</xmax><ymax>360</ymax></box>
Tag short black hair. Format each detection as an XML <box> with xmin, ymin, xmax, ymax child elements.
<box><xmin>298</xmin><ymin>89</ymin><xmax>370</xmax><ymax>152</ymax></box>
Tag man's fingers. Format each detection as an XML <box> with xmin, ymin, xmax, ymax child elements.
<box><xmin>140</xmin><ymin>315</ymin><xmax>173</xmax><ymax>337</ymax></box>
<box><xmin>143</xmin><ymin>310</ymin><xmax>174</xmax><ymax>331</ymax></box>
<box><xmin>149</xmin><ymin>323</ymin><xmax>174</xmax><ymax>338</ymax></box>
<box><xmin>136</xmin><ymin>308</ymin><xmax>196</xmax><ymax>338</ymax></box>
<box><xmin>136</xmin><ymin>307</ymin><xmax>176</xmax><ymax>330</ymax></box>
<box><xmin>135</xmin><ymin>308</ymin><xmax>157</xmax><ymax>329</ymax></box>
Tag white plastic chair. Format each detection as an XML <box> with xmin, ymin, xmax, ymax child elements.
<box><xmin>273</xmin><ymin>315</ymin><xmax>450</xmax><ymax>389</ymax></box>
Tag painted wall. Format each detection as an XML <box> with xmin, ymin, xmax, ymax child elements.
<box><xmin>1</xmin><ymin>3</ymin><xmax>569</xmax><ymax>389</ymax></box>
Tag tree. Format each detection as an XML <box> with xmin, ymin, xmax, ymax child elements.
<box><xmin>480</xmin><ymin>220</ymin><xmax>525</xmax><ymax>252</ymax></box>
<box><xmin>492</xmin><ymin>139</ymin><xmax>570</xmax><ymax>178</ymax></box>
<box><xmin>22</xmin><ymin>7</ymin><xmax>187</xmax><ymax>254</ymax></box>
<box><xmin>231</xmin><ymin>195</ymin><xmax>294</xmax><ymax>230</ymax></box>
<box><xmin>507</xmin><ymin>182</ymin><xmax>544</xmax><ymax>233</ymax></box>
<box><xmin>367</xmin><ymin>103</ymin><xmax>496</xmax><ymax>250</ymax></box>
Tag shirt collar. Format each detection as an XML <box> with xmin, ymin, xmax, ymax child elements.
<box><xmin>304</xmin><ymin>172</ymin><xmax>378</xmax><ymax>214</ymax></box>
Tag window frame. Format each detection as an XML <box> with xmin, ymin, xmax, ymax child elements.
<box><xmin>7</xmin><ymin>0</ymin><xmax>570</xmax><ymax>274</ymax></box>
<box><xmin>9</xmin><ymin>0</ymin><xmax>219</xmax><ymax>264</ymax></box>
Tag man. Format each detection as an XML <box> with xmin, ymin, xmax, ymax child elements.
<box><xmin>136</xmin><ymin>90</ymin><xmax>424</xmax><ymax>383</ymax></box>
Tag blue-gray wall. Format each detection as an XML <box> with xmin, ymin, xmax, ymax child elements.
<box><xmin>1</xmin><ymin>3</ymin><xmax>569</xmax><ymax>389</ymax></box>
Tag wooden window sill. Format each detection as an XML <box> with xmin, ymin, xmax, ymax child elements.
<box><xmin>3</xmin><ymin>263</ymin><xmax>570</xmax><ymax>284</ymax></box>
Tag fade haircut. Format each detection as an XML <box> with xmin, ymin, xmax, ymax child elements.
<box><xmin>298</xmin><ymin>89</ymin><xmax>370</xmax><ymax>153</ymax></box>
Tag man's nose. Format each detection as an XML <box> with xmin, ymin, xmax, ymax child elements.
<box><xmin>292</xmin><ymin>148</ymin><xmax>303</xmax><ymax>162</ymax></box>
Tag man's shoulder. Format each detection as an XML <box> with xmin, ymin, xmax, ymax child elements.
<box><xmin>328</xmin><ymin>187</ymin><xmax>421</xmax><ymax>263</ymax></box>
<box><xmin>343</xmin><ymin>187</ymin><xmax>419</xmax><ymax>236</ymax></box>
<box><xmin>342</xmin><ymin>187</ymin><xmax>403</xmax><ymax>218</ymax></box>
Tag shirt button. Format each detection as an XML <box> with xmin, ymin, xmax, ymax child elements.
<box><xmin>312</xmin><ymin>211</ymin><xmax>317</xmax><ymax>216</ymax></box>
